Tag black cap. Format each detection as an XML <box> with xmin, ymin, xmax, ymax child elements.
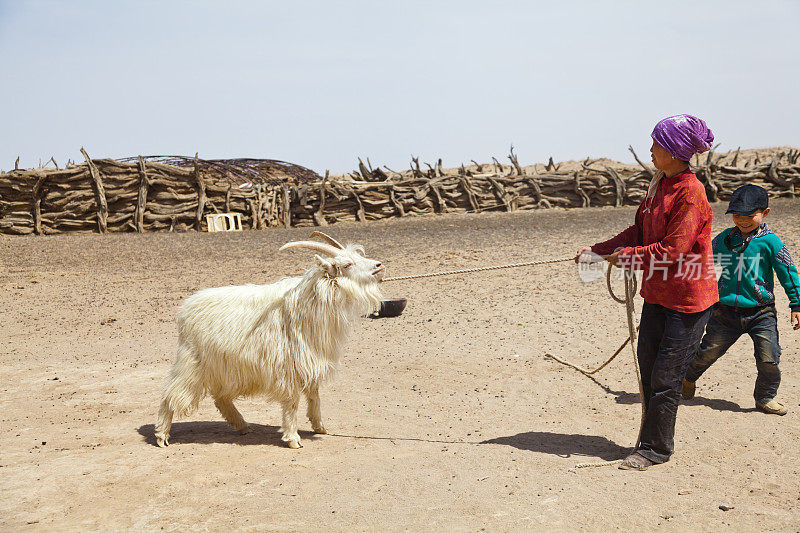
<box><xmin>726</xmin><ymin>184</ymin><xmax>769</xmax><ymax>215</ymax></box>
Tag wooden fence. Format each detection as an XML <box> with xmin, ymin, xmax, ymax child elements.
<box><xmin>1</xmin><ymin>147</ymin><xmax>798</xmax><ymax>235</ymax></box>
<box><xmin>0</xmin><ymin>151</ymin><xmax>306</xmax><ymax>235</ymax></box>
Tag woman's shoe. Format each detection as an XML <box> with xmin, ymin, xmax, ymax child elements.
<box><xmin>618</xmin><ymin>452</ymin><xmax>655</xmax><ymax>470</ymax></box>
<box><xmin>756</xmin><ymin>399</ymin><xmax>788</xmax><ymax>416</ymax></box>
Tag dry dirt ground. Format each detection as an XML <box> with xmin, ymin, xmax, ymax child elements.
<box><xmin>2</xmin><ymin>199</ymin><xmax>799</xmax><ymax>531</ymax></box>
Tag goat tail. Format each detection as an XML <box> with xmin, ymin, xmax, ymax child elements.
<box><xmin>155</xmin><ymin>343</ymin><xmax>205</xmax><ymax>447</ymax></box>
<box><xmin>162</xmin><ymin>343</ymin><xmax>205</xmax><ymax>418</ymax></box>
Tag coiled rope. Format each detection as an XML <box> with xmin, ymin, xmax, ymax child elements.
<box><xmin>383</xmin><ymin>255</ymin><xmax>645</xmax><ymax>470</ymax></box>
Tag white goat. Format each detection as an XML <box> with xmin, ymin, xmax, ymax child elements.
<box><xmin>154</xmin><ymin>232</ymin><xmax>384</xmax><ymax>448</ymax></box>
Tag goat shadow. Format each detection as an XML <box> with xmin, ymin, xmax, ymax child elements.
<box><xmin>584</xmin><ymin>374</ymin><xmax>754</xmax><ymax>413</ymax></box>
<box><xmin>137</xmin><ymin>422</ymin><xmax>321</xmax><ymax>447</ymax></box>
<box><xmin>482</xmin><ymin>431</ymin><xmax>629</xmax><ymax>461</ymax></box>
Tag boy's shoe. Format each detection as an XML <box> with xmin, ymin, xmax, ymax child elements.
<box><xmin>618</xmin><ymin>452</ymin><xmax>655</xmax><ymax>471</ymax></box>
<box><xmin>756</xmin><ymin>399</ymin><xmax>788</xmax><ymax>416</ymax></box>
<box><xmin>681</xmin><ymin>379</ymin><xmax>696</xmax><ymax>400</ymax></box>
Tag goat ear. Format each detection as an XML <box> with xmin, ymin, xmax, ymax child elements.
<box><xmin>314</xmin><ymin>254</ymin><xmax>337</xmax><ymax>277</ymax></box>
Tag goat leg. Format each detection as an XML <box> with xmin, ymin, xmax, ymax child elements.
<box><xmin>305</xmin><ymin>382</ymin><xmax>326</xmax><ymax>434</ymax></box>
<box><xmin>214</xmin><ymin>397</ymin><xmax>251</xmax><ymax>435</ymax></box>
<box><xmin>281</xmin><ymin>397</ymin><xmax>302</xmax><ymax>448</ymax></box>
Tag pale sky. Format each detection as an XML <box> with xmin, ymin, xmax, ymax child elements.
<box><xmin>1</xmin><ymin>0</ymin><xmax>798</xmax><ymax>174</ymax></box>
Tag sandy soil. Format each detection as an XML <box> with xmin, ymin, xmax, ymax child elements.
<box><xmin>2</xmin><ymin>199</ymin><xmax>799</xmax><ymax>531</ymax></box>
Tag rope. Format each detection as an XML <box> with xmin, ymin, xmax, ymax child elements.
<box><xmin>544</xmin><ymin>266</ymin><xmax>635</xmax><ymax>374</ymax></box>
<box><xmin>544</xmin><ymin>336</ymin><xmax>631</xmax><ymax>376</ymax></box>
<box><xmin>544</xmin><ymin>264</ymin><xmax>646</xmax><ymax>470</ymax></box>
<box><xmin>382</xmin><ymin>253</ymin><xmax>645</xmax><ymax>470</ymax></box>
<box><xmin>380</xmin><ymin>257</ymin><xmax>574</xmax><ymax>283</ymax></box>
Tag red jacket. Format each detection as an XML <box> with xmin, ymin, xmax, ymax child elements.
<box><xmin>591</xmin><ymin>170</ymin><xmax>718</xmax><ymax>313</ymax></box>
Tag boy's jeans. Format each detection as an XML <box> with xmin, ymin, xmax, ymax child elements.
<box><xmin>636</xmin><ymin>302</ymin><xmax>712</xmax><ymax>464</ymax></box>
<box><xmin>685</xmin><ymin>304</ymin><xmax>782</xmax><ymax>404</ymax></box>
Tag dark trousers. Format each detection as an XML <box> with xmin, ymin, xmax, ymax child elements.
<box><xmin>635</xmin><ymin>302</ymin><xmax>712</xmax><ymax>464</ymax></box>
<box><xmin>685</xmin><ymin>304</ymin><xmax>781</xmax><ymax>404</ymax></box>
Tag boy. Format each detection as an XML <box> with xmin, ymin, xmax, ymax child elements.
<box><xmin>682</xmin><ymin>184</ymin><xmax>800</xmax><ymax>415</ymax></box>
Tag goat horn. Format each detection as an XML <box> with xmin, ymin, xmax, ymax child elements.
<box><xmin>279</xmin><ymin>241</ymin><xmax>339</xmax><ymax>257</ymax></box>
<box><xmin>309</xmin><ymin>231</ymin><xmax>345</xmax><ymax>249</ymax></box>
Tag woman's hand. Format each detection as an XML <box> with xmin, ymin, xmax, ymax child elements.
<box><xmin>575</xmin><ymin>246</ymin><xmax>593</xmax><ymax>263</ymax></box>
<box><xmin>791</xmin><ymin>311</ymin><xmax>800</xmax><ymax>330</ymax></box>
<box><xmin>606</xmin><ymin>251</ymin><xmax>620</xmax><ymax>267</ymax></box>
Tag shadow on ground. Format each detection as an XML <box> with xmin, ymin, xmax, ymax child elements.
<box><xmin>683</xmin><ymin>396</ymin><xmax>755</xmax><ymax>413</ymax></box>
<box><xmin>581</xmin><ymin>374</ymin><xmax>756</xmax><ymax>413</ymax></box>
<box><xmin>482</xmin><ymin>431</ymin><xmax>629</xmax><ymax>460</ymax></box>
<box><xmin>137</xmin><ymin>422</ymin><xmax>320</xmax><ymax>447</ymax></box>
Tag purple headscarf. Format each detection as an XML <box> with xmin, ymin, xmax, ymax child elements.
<box><xmin>651</xmin><ymin>114</ymin><xmax>715</xmax><ymax>162</ymax></box>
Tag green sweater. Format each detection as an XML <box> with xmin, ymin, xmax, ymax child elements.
<box><xmin>713</xmin><ymin>223</ymin><xmax>800</xmax><ymax>311</ymax></box>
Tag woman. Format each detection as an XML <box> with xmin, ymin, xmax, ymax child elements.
<box><xmin>576</xmin><ymin>115</ymin><xmax>718</xmax><ymax>470</ymax></box>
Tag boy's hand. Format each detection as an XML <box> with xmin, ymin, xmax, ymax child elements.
<box><xmin>606</xmin><ymin>251</ymin><xmax>620</xmax><ymax>267</ymax></box>
<box><xmin>792</xmin><ymin>311</ymin><xmax>800</xmax><ymax>330</ymax></box>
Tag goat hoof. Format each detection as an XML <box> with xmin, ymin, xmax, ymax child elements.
<box><xmin>238</xmin><ymin>425</ymin><xmax>252</xmax><ymax>435</ymax></box>
<box><xmin>312</xmin><ymin>426</ymin><xmax>327</xmax><ymax>435</ymax></box>
<box><xmin>156</xmin><ymin>436</ymin><xmax>169</xmax><ymax>448</ymax></box>
<box><xmin>286</xmin><ymin>439</ymin><xmax>302</xmax><ymax>449</ymax></box>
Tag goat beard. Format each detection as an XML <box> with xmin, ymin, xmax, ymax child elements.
<box><xmin>333</xmin><ymin>277</ymin><xmax>383</xmax><ymax>318</ymax></box>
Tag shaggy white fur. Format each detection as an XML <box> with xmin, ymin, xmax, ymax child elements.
<box><xmin>154</xmin><ymin>238</ymin><xmax>383</xmax><ymax>448</ymax></box>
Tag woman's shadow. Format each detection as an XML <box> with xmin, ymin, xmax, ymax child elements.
<box><xmin>137</xmin><ymin>422</ymin><xmax>320</xmax><ymax>447</ymax></box>
<box><xmin>481</xmin><ymin>432</ymin><xmax>629</xmax><ymax>460</ymax></box>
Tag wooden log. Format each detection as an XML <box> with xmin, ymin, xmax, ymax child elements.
<box><xmin>135</xmin><ymin>156</ymin><xmax>149</xmax><ymax>233</ymax></box>
<box><xmin>313</xmin><ymin>172</ymin><xmax>328</xmax><ymax>226</ymax></box>
<box><xmin>430</xmin><ymin>183</ymin><xmax>447</xmax><ymax>213</ymax></box>
<box><xmin>488</xmin><ymin>176</ymin><xmax>515</xmax><ymax>211</ymax></box>
<box><xmin>148</xmin><ymin>190</ymin><xmax>198</xmax><ymax>203</ymax></box>
<box><xmin>247</xmin><ymin>198</ymin><xmax>260</xmax><ymax>230</ymax></box>
<box><xmin>24</xmin><ymin>167</ymin><xmax>87</xmax><ymax>180</ymax></box>
<box><xmin>144</xmin><ymin>203</ymin><xmax>198</xmax><ymax>216</ymax></box>
<box><xmin>573</xmin><ymin>172</ymin><xmax>590</xmax><ymax>207</ymax></box>
<box><xmin>409</xmin><ymin>184</ymin><xmax>429</xmax><ymax>201</ymax></box>
<box><xmin>31</xmin><ymin>171</ymin><xmax>48</xmax><ymax>235</ymax></box>
<box><xmin>264</xmin><ymin>187</ymin><xmax>276</xmax><ymax>226</ymax></box>
<box><xmin>258</xmin><ymin>185</ymin><xmax>270</xmax><ymax>228</ymax></box>
<box><xmin>628</xmin><ymin>145</ymin><xmax>654</xmax><ymax>179</ymax></box>
<box><xmin>282</xmin><ymin>184</ymin><xmax>291</xmax><ymax>228</ymax></box>
<box><xmin>143</xmin><ymin>212</ymin><xmax>196</xmax><ymax>223</ymax></box>
<box><xmin>80</xmin><ymin>147</ymin><xmax>108</xmax><ymax>233</ymax></box>
<box><xmin>507</xmin><ymin>145</ymin><xmax>524</xmax><ymax>176</ymax></box>
<box><xmin>193</xmin><ymin>153</ymin><xmax>207</xmax><ymax>229</ymax></box>
<box><xmin>766</xmin><ymin>158</ymin><xmax>795</xmax><ymax>197</ymax></box>
<box><xmin>0</xmin><ymin>221</ymin><xmax>34</xmax><ymax>234</ymax></box>
<box><xmin>45</xmin><ymin>197</ymin><xmax>97</xmax><ymax>215</ymax></box>
<box><xmin>146</xmin><ymin>177</ymin><xmax>197</xmax><ymax>191</ymax></box>
<box><xmin>603</xmin><ymin>166</ymin><xmax>626</xmax><ymax>208</ymax></box>
<box><xmin>492</xmin><ymin>157</ymin><xmax>505</xmax><ymax>175</ymax></box>
<box><xmin>135</xmin><ymin>161</ymin><xmax>194</xmax><ymax>177</ymax></box>
<box><xmin>523</xmin><ymin>177</ymin><xmax>549</xmax><ymax>208</ymax></box>
<box><xmin>697</xmin><ymin>166</ymin><xmax>718</xmax><ymax>202</ymax></box>
<box><xmin>350</xmin><ymin>189</ymin><xmax>366</xmax><ymax>222</ymax></box>
<box><xmin>388</xmin><ymin>186</ymin><xmax>405</xmax><ymax>217</ymax></box>
<box><xmin>107</xmin><ymin>212</ymin><xmax>135</xmax><ymax>225</ymax></box>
